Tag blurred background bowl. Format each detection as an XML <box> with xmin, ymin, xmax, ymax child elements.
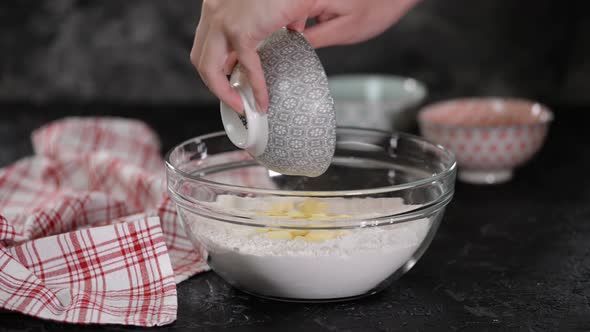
<box><xmin>328</xmin><ymin>75</ymin><xmax>427</xmax><ymax>132</ymax></box>
<box><xmin>418</xmin><ymin>97</ymin><xmax>553</xmax><ymax>184</ymax></box>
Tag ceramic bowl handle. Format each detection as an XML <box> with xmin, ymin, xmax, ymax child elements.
<box><xmin>220</xmin><ymin>69</ymin><xmax>269</xmax><ymax>157</ymax></box>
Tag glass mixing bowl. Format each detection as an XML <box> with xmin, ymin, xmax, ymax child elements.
<box><xmin>166</xmin><ymin>128</ymin><xmax>456</xmax><ymax>302</ymax></box>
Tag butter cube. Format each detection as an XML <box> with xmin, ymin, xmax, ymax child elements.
<box><xmin>298</xmin><ymin>199</ymin><xmax>329</xmax><ymax>216</ymax></box>
<box><xmin>289</xmin><ymin>229</ymin><xmax>309</xmax><ymax>237</ymax></box>
<box><xmin>287</xmin><ymin>210</ymin><xmax>307</xmax><ymax>219</ymax></box>
<box><xmin>266</xmin><ymin>201</ymin><xmax>294</xmax><ymax>216</ymax></box>
<box><xmin>304</xmin><ymin>230</ymin><xmax>337</xmax><ymax>243</ymax></box>
<box><xmin>310</xmin><ymin>214</ymin><xmax>336</xmax><ymax>221</ymax></box>
<box><xmin>265</xmin><ymin>230</ymin><xmax>293</xmax><ymax>240</ymax></box>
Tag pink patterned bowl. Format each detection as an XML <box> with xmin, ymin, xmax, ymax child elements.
<box><xmin>418</xmin><ymin>98</ymin><xmax>553</xmax><ymax>184</ymax></box>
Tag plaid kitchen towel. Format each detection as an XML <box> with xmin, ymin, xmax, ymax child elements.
<box><xmin>0</xmin><ymin>117</ymin><xmax>210</xmax><ymax>326</ymax></box>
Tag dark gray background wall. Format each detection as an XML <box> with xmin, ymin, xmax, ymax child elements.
<box><xmin>1</xmin><ymin>0</ymin><xmax>588</xmax><ymax>106</ymax></box>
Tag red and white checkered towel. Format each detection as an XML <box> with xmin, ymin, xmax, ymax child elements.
<box><xmin>0</xmin><ymin>117</ymin><xmax>209</xmax><ymax>326</ymax></box>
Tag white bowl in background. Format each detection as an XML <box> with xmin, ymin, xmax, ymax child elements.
<box><xmin>328</xmin><ymin>75</ymin><xmax>427</xmax><ymax>131</ymax></box>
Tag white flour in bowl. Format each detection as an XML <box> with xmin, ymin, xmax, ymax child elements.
<box><xmin>184</xmin><ymin>197</ymin><xmax>434</xmax><ymax>300</ymax></box>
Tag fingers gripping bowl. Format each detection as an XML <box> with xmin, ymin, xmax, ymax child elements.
<box><xmin>165</xmin><ymin>128</ymin><xmax>456</xmax><ymax>302</ymax></box>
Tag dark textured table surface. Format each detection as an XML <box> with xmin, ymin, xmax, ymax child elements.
<box><xmin>0</xmin><ymin>104</ymin><xmax>589</xmax><ymax>332</ymax></box>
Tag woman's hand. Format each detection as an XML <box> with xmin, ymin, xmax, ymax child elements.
<box><xmin>191</xmin><ymin>0</ymin><xmax>420</xmax><ymax>114</ymax></box>
<box><xmin>191</xmin><ymin>0</ymin><xmax>315</xmax><ymax>114</ymax></box>
<box><xmin>304</xmin><ymin>0</ymin><xmax>419</xmax><ymax>49</ymax></box>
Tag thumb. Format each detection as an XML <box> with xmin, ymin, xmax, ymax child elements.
<box><xmin>287</xmin><ymin>18</ymin><xmax>308</xmax><ymax>32</ymax></box>
<box><xmin>303</xmin><ymin>16</ymin><xmax>352</xmax><ymax>49</ymax></box>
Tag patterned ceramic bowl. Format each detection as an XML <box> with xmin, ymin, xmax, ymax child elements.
<box><xmin>220</xmin><ymin>28</ymin><xmax>336</xmax><ymax>177</ymax></box>
<box><xmin>418</xmin><ymin>98</ymin><xmax>553</xmax><ymax>184</ymax></box>
<box><xmin>329</xmin><ymin>75</ymin><xmax>427</xmax><ymax>131</ymax></box>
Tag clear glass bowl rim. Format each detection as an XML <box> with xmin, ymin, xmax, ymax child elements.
<box><xmin>164</xmin><ymin>127</ymin><xmax>457</xmax><ymax>197</ymax></box>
